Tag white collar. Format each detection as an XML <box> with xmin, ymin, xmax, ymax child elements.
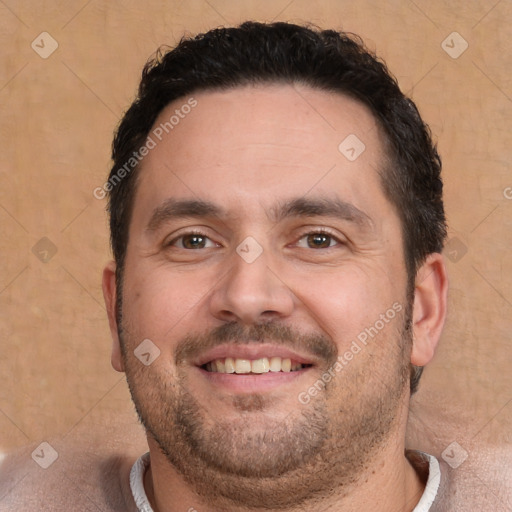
<box><xmin>130</xmin><ymin>451</ymin><xmax>441</xmax><ymax>512</ymax></box>
<box><xmin>411</xmin><ymin>452</ymin><xmax>441</xmax><ymax>512</ymax></box>
<box><xmin>130</xmin><ymin>452</ymin><xmax>153</xmax><ymax>512</ymax></box>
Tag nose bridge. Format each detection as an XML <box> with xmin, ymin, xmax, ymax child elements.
<box><xmin>209</xmin><ymin>239</ymin><xmax>294</xmax><ymax>324</ymax></box>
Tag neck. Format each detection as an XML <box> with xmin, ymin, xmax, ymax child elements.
<box><xmin>143</xmin><ymin>432</ymin><xmax>426</xmax><ymax>512</ymax></box>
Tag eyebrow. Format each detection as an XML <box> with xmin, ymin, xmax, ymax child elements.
<box><xmin>268</xmin><ymin>197</ymin><xmax>374</xmax><ymax>229</ymax></box>
<box><xmin>145</xmin><ymin>196</ymin><xmax>373</xmax><ymax>232</ymax></box>
<box><xmin>146</xmin><ymin>199</ymin><xmax>224</xmax><ymax>232</ymax></box>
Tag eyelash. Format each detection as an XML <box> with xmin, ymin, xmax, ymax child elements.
<box><xmin>166</xmin><ymin>228</ymin><xmax>344</xmax><ymax>249</ymax></box>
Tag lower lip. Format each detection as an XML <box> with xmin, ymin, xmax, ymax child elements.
<box><xmin>196</xmin><ymin>366</ymin><xmax>311</xmax><ymax>393</ymax></box>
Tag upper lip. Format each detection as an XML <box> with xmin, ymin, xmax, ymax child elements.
<box><xmin>193</xmin><ymin>343</ymin><xmax>318</xmax><ymax>367</ymax></box>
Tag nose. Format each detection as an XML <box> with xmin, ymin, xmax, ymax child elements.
<box><xmin>208</xmin><ymin>246</ymin><xmax>295</xmax><ymax>325</ymax></box>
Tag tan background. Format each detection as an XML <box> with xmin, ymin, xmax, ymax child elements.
<box><xmin>0</xmin><ymin>0</ymin><xmax>510</xmax><ymax>491</ymax></box>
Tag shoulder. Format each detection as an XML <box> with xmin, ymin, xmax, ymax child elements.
<box><xmin>0</xmin><ymin>439</ymin><xmax>143</xmax><ymax>511</ymax></box>
<box><xmin>408</xmin><ymin>392</ymin><xmax>512</xmax><ymax>510</ymax></box>
<box><xmin>432</xmin><ymin>444</ymin><xmax>512</xmax><ymax>511</ymax></box>
<box><xmin>408</xmin><ymin>446</ymin><xmax>512</xmax><ymax>510</ymax></box>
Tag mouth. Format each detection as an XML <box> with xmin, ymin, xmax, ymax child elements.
<box><xmin>202</xmin><ymin>357</ymin><xmax>312</xmax><ymax>374</ymax></box>
<box><xmin>192</xmin><ymin>344</ymin><xmax>316</xmax><ymax>394</ymax></box>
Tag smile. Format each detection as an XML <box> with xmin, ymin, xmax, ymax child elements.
<box><xmin>202</xmin><ymin>357</ymin><xmax>311</xmax><ymax>374</ymax></box>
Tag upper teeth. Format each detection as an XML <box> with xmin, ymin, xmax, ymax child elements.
<box><xmin>205</xmin><ymin>357</ymin><xmax>304</xmax><ymax>374</ymax></box>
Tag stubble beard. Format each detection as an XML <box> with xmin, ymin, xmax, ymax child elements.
<box><xmin>119</xmin><ymin>307</ymin><xmax>412</xmax><ymax>510</ymax></box>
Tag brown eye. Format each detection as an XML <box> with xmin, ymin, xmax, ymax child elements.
<box><xmin>182</xmin><ymin>235</ymin><xmax>207</xmax><ymax>249</ymax></box>
<box><xmin>171</xmin><ymin>234</ymin><xmax>216</xmax><ymax>249</ymax></box>
<box><xmin>295</xmin><ymin>232</ymin><xmax>339</xmax><ymax>249</ymax></box>
<box><xmin>306</xmin><ymin>233</ymin><xmax>332</xmax><ymax>249</ymax></box>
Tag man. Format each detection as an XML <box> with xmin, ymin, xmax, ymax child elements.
<box><xmin>100</xmin><ymin>20</ymin><xmax>448</xmax><ymax>511</ymax></box>
<box><xmin>5</xmin><ymin>20</ymin><xmax>501</xmax><ymax>511</ymax></box>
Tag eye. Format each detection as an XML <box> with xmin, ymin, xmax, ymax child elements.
<box><xmin>296</xmin><ymin>232</ymin><xmax>340</xmax><ymax>249</ymax></box>
<box><xmin>169</xmin><ymin>233</ymin><xmax>217</xmax><ymax>249</ymax></box>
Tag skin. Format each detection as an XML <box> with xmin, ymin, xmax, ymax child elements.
<box><xmin>101</xmin><ymin>84</ymin><xmax>448</xmax><ymax>511</ymax></box>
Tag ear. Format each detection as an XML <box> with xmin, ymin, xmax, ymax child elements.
<box><xmin>102</xmin><ymin>260</ymin><xmax>125</xmax><ymax>372</ymax></box>
<box><xmin>411</xmin><ymin>253</ymin><xmax>448</xmax><ymax>366</ymax></box>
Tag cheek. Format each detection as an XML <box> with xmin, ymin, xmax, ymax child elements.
<box><xmin>121</xmin><ymin>264</ymin><xmax>218</xmax><ymax>351</ymax></box>
<box><xmin>285</xmin><ymin>265</ymin><xmax>403</xmax><ymax>347</ymax></box>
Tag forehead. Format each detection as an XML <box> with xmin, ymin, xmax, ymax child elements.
<box><xmin>132</xmin><ymin>84</ymin><xmax>391</xmax><ymax>224</ymax></box>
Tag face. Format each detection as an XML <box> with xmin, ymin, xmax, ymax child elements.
<box><xmin>114</xmin><ymin>84</ymin><xmax>413</xmax><ymax>506</ymax></box>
